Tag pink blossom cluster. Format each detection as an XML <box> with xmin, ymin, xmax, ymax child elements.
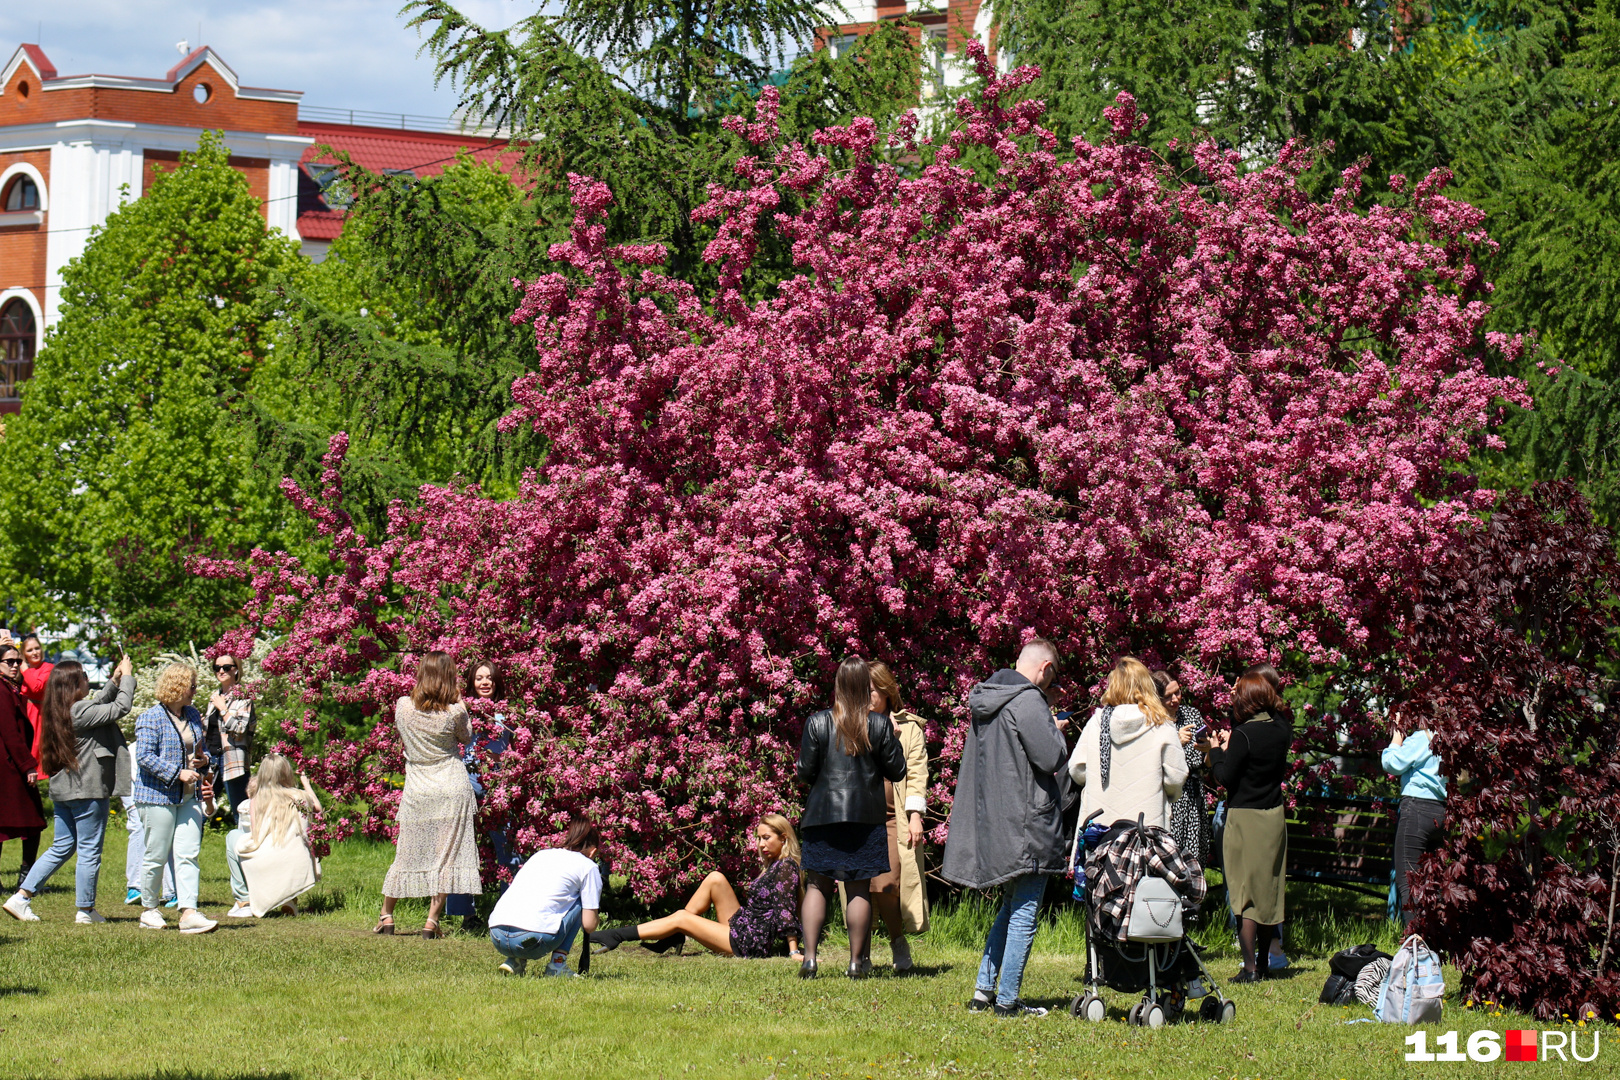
<box><xmin>217</xmin><ymin>45</ymin><xmax>1525</xmax><ymax>896</ymax></box>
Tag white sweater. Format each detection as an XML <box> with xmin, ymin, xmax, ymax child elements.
<box><xmin>1068</xmin><ymin>704</ymin><xmax>1189</xmax><ymax>834</ymax></box>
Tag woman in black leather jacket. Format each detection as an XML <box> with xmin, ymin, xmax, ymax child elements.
<box><xmin>796</xmin><ymin>656</ymin><xmax>907</xmax><ymax>979</ymax></box>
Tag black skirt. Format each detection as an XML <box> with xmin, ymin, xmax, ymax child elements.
<box><xmin>801</xmin><ymin>821</ymin><xmax>891</xmax><ymax>881</ymax></box>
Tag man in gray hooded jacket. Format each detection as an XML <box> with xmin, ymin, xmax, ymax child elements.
<box><xmin>942</xmin><ymin>637</ymin><xmax>1068</xmax><ymax>1016</ymax></box>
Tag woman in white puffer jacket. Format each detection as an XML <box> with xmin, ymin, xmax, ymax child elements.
<box><xmin>1068</xmin><ymin>657</ymin><xmax>1189</xmax><ymax>840</ymax></box>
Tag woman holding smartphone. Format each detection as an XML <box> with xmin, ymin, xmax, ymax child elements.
<box><xmin>1153</xmin><ymin>670</ymin><xmax>1211</xmax><ymax>865</ymax></box>
<box><xmin>132</xmin><ymin>663</ymin><xmax>218</xmax><ymax>934</ymax></box>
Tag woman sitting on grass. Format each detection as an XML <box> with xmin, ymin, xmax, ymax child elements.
<box><xmin>590</xmin><ymin>814</ymin><xmax>803</xmax><ymax>959</ymax></box>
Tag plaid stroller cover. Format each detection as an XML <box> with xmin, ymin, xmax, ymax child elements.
<box><xmin>1085</xmin><ymin>819</ymin><xmax>1207</xmax><ymax>943</ymax></box>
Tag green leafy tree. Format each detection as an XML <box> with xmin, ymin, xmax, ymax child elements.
<box><xmin>0</xmin><ymin>132</ymin><xmax>305</xmax><ymax>652</ymax></box>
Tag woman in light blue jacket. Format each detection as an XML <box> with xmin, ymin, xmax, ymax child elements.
<box><xmin>1381</xmin><ymin>711</ymin><xmax>1447</xmax><ymax>928</ymax></box>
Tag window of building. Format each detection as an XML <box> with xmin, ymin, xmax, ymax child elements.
<box><xmin>920</xmin><ymin>29</ymin><xmax>947</xmax><ymax>101</ymax></box>
<box><xmin>0</xmin><ymin>299</ymin><xmax>38</xmax><ymax>401</ymax></box>
<box><xmin>305</xmin><ymin>163</ymin><xmax>354</xmax><ymax>209</ymax></box>
<box><xmin>2</xmin><ymin>175</ymin><xmax>40</xmax><ymax>212</ymax></box>
<box><xmin>828</xmin><ymin>34</ymin><xmax>859</xmax><ymax>60</ymax></box>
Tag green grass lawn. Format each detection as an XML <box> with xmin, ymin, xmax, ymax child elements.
<box><xmin>0</xmin><ymin>814</ymin><xmax>1559</xmax><ymax>1080</ymax></box>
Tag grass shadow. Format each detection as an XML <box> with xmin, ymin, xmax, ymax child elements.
<box><xmin>0</xmin><ymin>985</ymin><xmax>41</xmax><ymax>996</ymax></box>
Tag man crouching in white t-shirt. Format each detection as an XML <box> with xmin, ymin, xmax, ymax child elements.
<box><xmin>487</xmin><ymin>818</ymin><xmax>603</xmax><ymax>977</ymax></box>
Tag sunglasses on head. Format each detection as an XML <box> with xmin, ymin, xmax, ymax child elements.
<box><xmin>213</xmin><ymin>664</ymin><xmax>238</xmax><ymax>673</ymax></box>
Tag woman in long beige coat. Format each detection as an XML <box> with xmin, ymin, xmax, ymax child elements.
<box><xmin>851</xmin><ymin>661</ymin><xmax>929</xmax><ymax>971</ymax></box>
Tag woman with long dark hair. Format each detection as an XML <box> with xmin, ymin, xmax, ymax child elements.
<box><xmin>1202</xmin><ymin>670</ymin><xmax>1292</xmax><ymax>982</ymax></box>
<box><xmin>795</xmin><ymin>656</ymin><xmax>907</xmax><ymax>979</ymax></box>
<box><xmin>0</xmin><ymin>641</ymin><xmax>44</xmax><ymax>891</ymax></box>
<box><xmin>4</xmin><ymin>657</ymin><xmax>134</xmax><ymax>923</ymax></box>
<box><xmin>374</xmin><ymin>651</ymin><xmax>481</xmax><ymax>939</ymax></box>
<box><xmin>444</xmin><ymin>657</ymin><xmax>516</xmax><ymax>933</ymax></box>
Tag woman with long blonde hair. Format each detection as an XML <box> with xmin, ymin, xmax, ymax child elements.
<box><xmin>1066</xmin><ymin>657</ymin><xmax>1189</xmax><ymax>838</ymax></box>
<box><xmin>225</xmin><ymin>753</ymin><xmax>321</xmax><ymax>918</ymax></box>
<box><xmin>589</xmin><ymin>813</ymin><xmax>804</xmax><ymax>959</ymax></box>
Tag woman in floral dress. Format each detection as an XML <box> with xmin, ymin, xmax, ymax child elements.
<box><xmin>374</xmin><ymin>651</ymin><xmax>481</xmax><ymax>939</ymax></box>
<box><xmin>1153</xmin><ymin>670</ymin><xmax>1210</xmax><ymax>865</ymax></box>
<box><xmin>589</xmin><ymin>814</ymin><xmax>802</xmax><ymax>958</ymax></box>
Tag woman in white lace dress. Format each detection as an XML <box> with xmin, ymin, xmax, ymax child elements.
<box><xmin>374</xmin><ymin>652</ymin><xmax>482</xmax><ymax>939</ymax></box>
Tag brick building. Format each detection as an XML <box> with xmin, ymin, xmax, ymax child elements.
<box><xmin>0</xmin><ymin>43</ymin><xmax>510</xmax><ymax>412</ymax></box>
<box><xmin>820</xmin><ymin>0</ymin><xmax>996</xmax><ymax>102</ymax></box>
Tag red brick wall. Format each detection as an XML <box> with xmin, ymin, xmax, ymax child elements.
<box><xmin>144</xmin><ymin>149</ymin><xmax>271</xmax><ymax>212</ymax></box>
<box><xmin>0</xmin><ymin>59</ymin><xmax>298</xmax><ymax>134</ymax></box>
<box><xmin>0</xmin><ymin>148</ymin><xmax>49</xmax><ymax>299</ymax></box>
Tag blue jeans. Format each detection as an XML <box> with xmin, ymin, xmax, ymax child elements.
<box><xmin>976</xmin><ymin>873</ymin><xmax>1047</xmax><ymax>1007</ymax></box>
<box><xmin>22</xmin><ymin>798</ymin><xmax>110</xmax><ymax>908</ymax></box>
<box><xmin>489</xmin><ymin>900</ymin><xmax>583</xmax><ymax>962</ymax></box>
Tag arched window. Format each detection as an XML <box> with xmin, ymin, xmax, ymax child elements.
<box><xmin>0</xmin><ymin>299</ymin><xmax>37</xmax><ymax>401</ymax></box>
<box><xmin>2</xmin><ymin>175</ymin><xmax>40</xmax><ymax>212</ymax></box>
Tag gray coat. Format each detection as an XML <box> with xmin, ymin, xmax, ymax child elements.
<box><xmin>48</xmin><ymin>675</ymin><xmax>135</xmax><ymax>803</ymax></box>
<box><xmin>941</xmin><ymin>669</ymin><xmax>1070</xmax><ymax>889</ymax></box>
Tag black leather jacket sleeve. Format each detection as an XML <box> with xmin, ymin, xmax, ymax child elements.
<box><xmin>797</xmin><ymin>709</ymin><xmax>909</xmax><ymax>828</ymax></box>
<box><xmin>796</xmin><ymin>709</ymin><xmax>827</xmax><ymax>786</ymax></box>
<box><xmin>875</xmin><ymin>718</ymin><xmax>907</xmax><ymax>783</ymax></box>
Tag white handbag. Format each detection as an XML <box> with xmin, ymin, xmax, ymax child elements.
<box><xmin>1127</xmin><ymin>874</ymin><xmax>1184</xmax><ymax>941</ymax></box>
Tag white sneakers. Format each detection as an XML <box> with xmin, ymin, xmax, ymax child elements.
<box><xmin>227</xmin><ymin>902</ymin><xmax>255</xmax><ymax>919</ymax></box>
<box><xmin>142</xmin><ymin>907</ymin><xmax>218</xmax><ymax>933</ymax></box>
<box><xmin>75</xmin><ymin>909</ymin><xmax>107</xmax><ymax>924</ymax></box>
<box><xmin>2</xmin><ymin>892</ymin><xmax>38</xmax><ymax>922</ymax></box>
<box><xmin>498</xmin><ymin>957</ymin><xmax>527</xmax><ymax>976</ymax></box>
<box><xmin>178</xmin><ymin>910</ymin><xmax>218</xmax><ymax>934</ymax></box>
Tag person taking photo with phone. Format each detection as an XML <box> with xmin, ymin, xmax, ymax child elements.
<box><xmin>4</xmin><ymin>657</ymin><xmax>135</xmax><ymax>923</ymax></box>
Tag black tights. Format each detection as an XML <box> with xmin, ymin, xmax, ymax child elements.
<box><xmin>1238</xmin><ymin>918</ymin><xmax>1277</xmax><ymax>973</ymax></box>
<box><xmin>801</xmin><ymin>872</ymin><xmax>871</xmax><ymax>967</ymax></box>
<box><xmin>3</xmin><ymin>833</ymin><xmax>40</xmax><ymax>881</ymax></box>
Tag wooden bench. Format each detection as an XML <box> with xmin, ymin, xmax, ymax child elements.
<box><xmin>1283</xmin><ymin>794</ymin><xmax>1399</xmax><ymax>898</ymax></box>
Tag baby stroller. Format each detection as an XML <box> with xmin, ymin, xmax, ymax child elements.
<box><xmin>1069</xmin><ymin>811</ymin><xmax>1236</xmax><ymax>1028</ymax></box>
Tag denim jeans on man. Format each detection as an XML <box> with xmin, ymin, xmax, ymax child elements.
<box><xmin>976</xmin><ymin>873</ymin><xmax>1047</xmax><ymax>1007</ymax></box>
<box><xmin>21</xmin><ymin>798</ymin><xmax>110</xmax><ymax>907</ymax></box>
<box><xmin>136</xmin><ymin>799</ymin><xmax>203</xmax><ymax>909</ymax></box>
<box><xmin>489</xmin><ymin>900</ymin><xmax>584</xmax><ymax>962</ymax></box>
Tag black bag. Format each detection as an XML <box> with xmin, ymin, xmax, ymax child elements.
<box><xmin>1329</xmin><ymin>943</ymin><xmax>1393</xmax><ymax>982</ymax></box>
<box><xmin>1319</xmin><ymin>972</ymin><xmax>1356</xmax><ymax>1006</ymax></box>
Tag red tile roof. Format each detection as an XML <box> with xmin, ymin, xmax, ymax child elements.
<box><xmin>294</xmin><ymin>121</ymin><xmax>524</xmax><ymax>245</ymax></box>
<box><xmin>297</xmin><ymin>121</ymin><xmax>517</xmax><ymax>178</ymax></box>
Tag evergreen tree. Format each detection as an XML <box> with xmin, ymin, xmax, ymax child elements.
<box><xmin>403</xmin><ymin>0</ymin><xmax>921</xmax><ymax>284</ymax></box>
<box><xmin>251</xmin><ymin>155</ymin><xmax>551</xmax><ymax>530</ymax></box>
<box><xmin>0</xmin><ymin>132</ymin><xmax>305</xmax><ymax>651</ymax></box>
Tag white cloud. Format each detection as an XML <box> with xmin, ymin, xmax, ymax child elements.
<box><xmin>1</xmin><ymin>1</ymin><xmax>533</xmax><ymax>120</ymax></box>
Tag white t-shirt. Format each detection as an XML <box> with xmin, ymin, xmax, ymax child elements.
<box><xmin>488</xmin><ymin>849</ymin><xmax>603</xmax><ymax>935</ymax></box>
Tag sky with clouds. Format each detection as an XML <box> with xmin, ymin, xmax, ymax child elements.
<box><xmin>1</xmin><ymin>1</ymin><xmax>531</xmax><ymax>120</ymax></box>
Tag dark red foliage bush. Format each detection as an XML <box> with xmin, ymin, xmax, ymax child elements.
<box><xmin>1398</xmin><ymin>481</ymin><xmax>1620</xmax><ymax>1021</ymax></box>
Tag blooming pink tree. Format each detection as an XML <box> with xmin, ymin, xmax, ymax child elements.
<box><xmin>220</xmin><ymin>46</ymin><xmax>1524</xmax><ymax>896</ymax></box>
